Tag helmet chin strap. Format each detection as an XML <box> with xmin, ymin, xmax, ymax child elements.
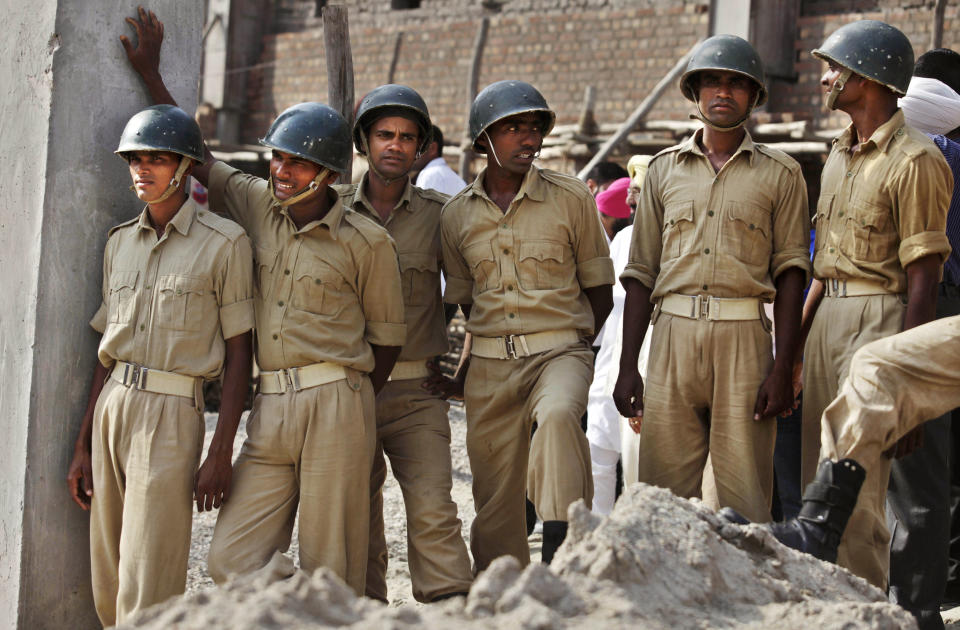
<box><xmin>132</xmin><ymin>155</ymin><xmax>192</xmax><ymax>204</ymax></box>
<box><xmin>826</xmin><ymin>68</ymin><xmax>853</xmax><ymax>111</ymax></box>
<box><xmin>483</xmin><ymin>130</ymin><xmax>506</xmax><ymax>167</ymax></box>
<box><xmin>269</xmin><ymin>167</ymin><xmax>332</xmax><ymax>207</ymax></box>
<box><xmin>690</xmin><ymin>91</ymin><xmax>759</xmax><ymax>132</ymax></box>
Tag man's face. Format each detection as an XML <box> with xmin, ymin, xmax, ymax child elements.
<box><xmin>820</xmin><ymin>62</ymin><xmax>860</xmax><ymax>110</ymax></box>
<box><xmin>127</xmin><ymin>151</ymin><xmax>182</xmax><ymax>203</ymax></box>
<box><xmin>270</xmin><ymin>149</ymin><xmax>323</xmax><ymax>201</ymax></box>
<box><xmin>696</xmin><ymin>70</ymin><xmax>755</xmax><ymax>126</ymax></box>
<box><xmin>626</xmin><ymin>182</ymin><xmax>642</xmax><ymax>211</ymax></box>
<box><xmin>479</xmin><ymin>112</ymin><xmax>545</xmax><ymax>175</ymax></box>
<box><xmin>367</xmin><ymin>115</ymin><xmax>420</xmax><ymax>180</ymax></box>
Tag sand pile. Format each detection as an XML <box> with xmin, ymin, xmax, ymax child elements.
<box><xmin>123</xmin><ymin>483</ymin><xmax>915</xmax><ymax>630</ymax></box>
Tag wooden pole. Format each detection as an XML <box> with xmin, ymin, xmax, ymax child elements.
<box><xmin>323</xmin><ymin>5</ymin><xmax>355</xmax><ymax>182</ymax></box>
<box><xmin>577</xmin><ymin>41</ymin><xmax>700</xmax><ymax>181</ymax></box>
<box><xmin>932</xmin><ymin>0</ymin><xmax>947</xmax><ymax>50</ymax></box>
<box><xmin>387</xmin><ymin>31</ymin><xmax>404</xmax><ymax>84</ymax></box>
<box><xmin>459</xmin><ymin>17</ymin><xmax>489</xmax><ymax>180</ymax></box>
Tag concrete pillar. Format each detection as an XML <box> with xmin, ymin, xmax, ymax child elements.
<box><xmin>0</xmin><ymin>2</ymin><xmax>202</xmax><ymax>627</ymax></box>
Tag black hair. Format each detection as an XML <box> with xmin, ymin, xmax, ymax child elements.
<box><xmin>430</xmin><ymin>124</ymin><xmax>444</xmax><ymax>150</ymax></box>
<box><xmin>586</xmin><ymin>162</ymin><xmax>629</xmax><ymax>185</ymax></box>
<box><xmin>914</xmin><ymin>48</ymin><xmax>960</xmax><ymax>95</ymax></box>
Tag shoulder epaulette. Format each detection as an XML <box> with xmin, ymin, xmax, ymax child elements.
<box><xmin>196</xmin><ymin>210</ymin><xmax>246</xmax><ymax>241</ymax></box>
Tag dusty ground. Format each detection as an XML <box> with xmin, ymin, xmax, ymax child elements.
<box><xmin>179</xmin><ymin>406</ymin><xmax>957</xmax><ymax>628</ymax></box>
<box><xmin>187</xmin><ymin>404</ymin><xmax>512</xmax><ymax>605</ymax></box>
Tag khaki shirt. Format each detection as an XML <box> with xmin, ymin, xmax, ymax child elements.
<box><xmin>335</xmin><ymin>176</ymin><xmax>448</xmax><ymax>362</ymax></box>
<box><xmin>208</xmin><ymin>162</ymin><xmax>406</xmax><ymax>373</ymax></box>
<box><xmin>813</xmin><ymin>109</ymin><xmax>952</xmax><ymax>293</ymax></box>
<box><xmin>621</xmin><ymin>129</ymin><xmax>811</xmax><ymax>301</ymax></box>
<box><xmin>90</xmin><ymin>199</ymin><xmax>255</xmax><ymax>379</ymax></box>
<box><xmin>441</xmin><ymin>165</ymin><xmax>615</xmax><ymax>338</ymax></box>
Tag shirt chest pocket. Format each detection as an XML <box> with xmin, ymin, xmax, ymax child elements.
<box><xmin>108</xmin><ymin>270</ymin><xmax>139</xmax><ymax>324</ymax></box>
<box><xmin>517</xmin><ymin>239</ymin><xmax>567</xmax><ymax>290</ymax></box>
<box><xmin>463</xmin><ymin>241</ymin><xmax>498</xmax><ymax>294</ymax></box>
<box><xmin>157</xmin><ymin>275</ymin><xmax>210</xmax><ymax>332</ymax></box>
<box><xmin>723</xmin><ymin>200</ymin><xmax>772</xmax><ymax>267</ymax></box>
<box><xmin>842</xmin><ymin>197</ymin><xmax>896</xmax><ymax>263</ymax></box>
<box><xmin>662</xmin><ymin>200</ymin><xmax>695</xmax><ymax>261</ymax></box>
<box><xmin>292</xmin><ymin>261</ymin><xmax>346</xmax><ymax>316</ymax></box>
<box><xmin>399</xmin><ymin>252</ymin><xmax>439</xmax><ymax>307</ymax></box>
<box><xmin>254</xmin><ymin>245</ymin><xmax>279</xmax><ymax>297</ymax></box>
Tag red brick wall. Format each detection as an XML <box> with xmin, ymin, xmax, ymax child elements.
<box><xmin>244</xmin><ymin>1</ymin><xmax>711</xmax><ymax>145</ymax></box>
<box><xmin>770</xmin><ymin>1</ymin><xmax>960</xmax><ymax>129</ymax></box>
<box><xmin>243</xmin><ymin>0</ymin><xmax>960</xmax><ymax>146</ymax></box>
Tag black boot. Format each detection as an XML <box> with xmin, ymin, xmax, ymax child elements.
<box><xmin>541</xmin><ymin>520</ymin><xmax>568</xmax><ymax>564</ymax></box>
<box><xmin>720</xmin><ymin>458</ymin><xmax>866</xmax><ymax>563</ymax></box>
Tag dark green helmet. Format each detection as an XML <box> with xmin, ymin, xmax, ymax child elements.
<box><xmin>115</xmin><ymin>104</ymin><xmax>204</xmax><ymax>162</ymax></box>
<box><xmin>260</xmin><ymin>102</ymin><xmax>352</xmax><ymax>174</ymax></box>
<box><xmin>469</xmin><ymin>80</ymin><xmax>556</xmax><ymax>153</ymax></box>
<box><xmin>812</xmin><ymin>20</ymin><xmax>914</xmax><ymax>95</ymax></box>
<box><xmin>354</xmin><ymin>84</ymin><xmax>431</xmax><ymax>155</ymax></box>
<box><xmin>679</xmin><ymin>35</ymin><xmax>767</xmax><ymax>106</ymax></box>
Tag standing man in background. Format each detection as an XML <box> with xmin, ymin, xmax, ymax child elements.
<box><xmin>614</xmin><ymin>35</ymin><xmax>810</xmax><ymax>525</ymax></box>
<box><xmin>336</xmin><ymin>85</ymin><xmax>474</xmax><ymax>603</ymax></box>
<box><xmin>438</xmin><ymin>80</ymin><xmax>614</xmax><ymax>566</ymax></box>
<box><xmin>795</xmin><ymin>21</ymin><xmax>951</xmax><ymax>601</ymax></box>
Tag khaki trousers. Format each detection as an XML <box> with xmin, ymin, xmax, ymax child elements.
<box><xmin>820</xmin><ymin>315</ymin><xmax>960</xmax><ymax>589</ymax></box>
<box><xmin>366</xmin><ymin>377</ymin><xmax>473</xmax><ymax>603</ymax></box>
<box><xmin>465</xmin><ymin>342</ymin><xmax>594</xmax><ymax>571</ymax></box>
<box><xmin>207</xmin><ymin>370</ymin><xmax>375</xmax><ymax>595</ymax></box>
<box><xmin>90</xmin><ymin>378</ymin><xmax>203</xmax><ymax>627</ymax></box>
<box><xmin>801</xmin><ymin>293</ymin><xmax>905</xmax><ymax>588</ymax></box>
<box><xmin>639</xmin><ymin>313</ymin><xmax>776</xmax><ymax>523</ymax></box>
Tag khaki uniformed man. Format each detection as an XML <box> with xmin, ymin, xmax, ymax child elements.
<box><xmin>66</xmin><ymin>105</ymin><xmax>254</xmax><ymax>626</ymax></box>
<box><xmin>791</xmin><ymin>21</ymin><xmax>952</xmax><ymax>590</ymax></box>
<box><xmin>613</xmin><ymin>35</ymin><xmax>810</xmax><ymax>524</ymax></box>
<box><xmin>724</xmin><ymin>315</ymin><xmax>960</xmax><ymax>599</ymax></box>
<box><xmin>334</xmin><ymin>85</ymin><xmax>473</xmax><ymax>603</ymax></box>
<box><xmin>437</xmin><ymin>80</ymin><xmax>614</xmax><ymax>567</ymax></box>
<box><xmin>122</xmin><ymin>11</ymin><xmax>406</xmax><ymax>595</ymax></box>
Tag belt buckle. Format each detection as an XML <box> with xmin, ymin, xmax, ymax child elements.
<box><xmin>701</xmin><ymin>296</ymin><xmax>713</xmax><ymax>320</ymax></box>
<box><xmin>504</xmin><ymin>335</ymin><xmax>518</xmax><ymax>359</ymax></box>
<box><xmin>124</xmin><ymin>363</ymin><xmax>145</xmax><ymax>389</ymax></box>
<box><xmin>286</xmin><ymin>367</ymin><xmax>302</xmax><ymax>392</ymax></box>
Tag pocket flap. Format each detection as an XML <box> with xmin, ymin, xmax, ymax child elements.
<box><xmin>663</xmin><ymin>200</ymin><xmax>694</xmax><ymax>227</ymax></box>
<box><xmin>158</xmin><ymin>274</ymin><xmax>206</xmax><ymax>296</ymax></box>
<box><xmin>463</xmin><ymin>241</ymin><xmax>495</xmax><ymax>268</ymax></box>
<box><xmin>399</xmin><ymin>252</ymin><xmax>438</xmax><ymax>273</ymax></box>
<box><xmin>852</xmin><ymin>199</ymin><xmax>890</xmax><ymax>230</ymax></box>
<box><xmin>110</xmin><ymin>270</ymin><xmax>139</xmax><ymax>291</ymax></box>
<box><xmin>518</xmin><ymin>240</ymin><xmax>564</xmax><ymax>263</ymax></box>
<box><xmin>726</xmin><ymin>201</ymin><xmax>771</xmax><ymax>236</ymax></box>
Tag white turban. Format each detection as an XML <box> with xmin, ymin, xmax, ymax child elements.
<box><xmin>899</xmin><ymin>76</ymin><xmax>960</xmax><ymax>136</ymax></box>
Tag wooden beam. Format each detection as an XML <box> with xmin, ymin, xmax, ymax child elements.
<box><xmin>577</xmin><ymin>41</ymin><xmax>701</xmax><ymax>181</ymax></box>
<box><xmin>387</xmin><ymin>31</ymin><xmax>404</xmax><ymax>84</ymax></box>
<box><xmin>322</xmin><ymin>4</ymin><xmax>355</xmax><ymax>182</ymax></box>
<box><xmin>932</xmin><ymin>0</ymin><xmax>947</xmax><ymax>49</ymax></box>
<box><xmin>459</xmin><ymin>17</ymin><xmax>490</xmax><ymax>180</ymax></box>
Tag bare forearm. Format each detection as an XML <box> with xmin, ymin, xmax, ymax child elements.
<box><xmin>903</xmin><ymin>255</ymin><xmax>941</xmax><ymax>331</ymax></box>
<box><xmin>584</xmin><ymin>284</ymin><xmax>614</xmax><ymax>345</ymax></box>
<box><xmin>75</xmin><ymin>360</ymin><xmax>110</xmax><ymax>452</ymax></box>
<box><xmin>771</xmin><ymin>268</ymin><xmax>805</xmax><ymax>371</ymax></box>
<box><xmin>207</xmin><ymin>333</ymin><xmax>252</xmax><ymax>458</ymax></box>
<box><xmin>618</xmin><ymin>279</ymin><xmax>653</xmax><ymax>373</ymax></box>
<box><xmin>370</xmin><ymin>344</ymin><xmax>402</xmax><ymax>393</ymax></box>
